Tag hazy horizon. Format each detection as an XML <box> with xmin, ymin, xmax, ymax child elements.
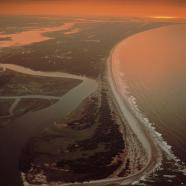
<box><xmin>0</xmin><ymin>0</ymin><xmax>186</xmax><ymax>18</ymax></box>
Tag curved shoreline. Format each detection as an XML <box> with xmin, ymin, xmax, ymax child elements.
<box><xmin>0</xmin><ymin>51</ymin><xmax>161</xmax><ymax>186</ymax></box>
<box><xmin>0</xmin><ymin>25</ymin><xmax>178</xmax><ymax>185</ymax></box>
<box><xmin>45</xmin><ymin>28</ymin><xmax>165</xmax><ymax>186</ymax></box>
<box><xmin>22</xmin><ymin>30</ymin><xmax>162</xmax><ymax>185</ymax></box>
<box><xmin>0</xmin><ymin>64</ymin><xmax>86</xmax><ymax>81</ymax></box>
<box><xmin>107</xmin><ymin>46</ymin><xmax>162</xmax><ymax>184</ymax></box>
<box><xmin>46</xmin><ymin>32</ymin><xmax>163</xmax><ymax>186</ymax></box>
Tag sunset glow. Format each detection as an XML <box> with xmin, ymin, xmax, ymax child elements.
<box><xmin>151</xmin><ymin>16</ymin><xmax>177</xmax><ymax>19</ymax></box>
<box><xmin>0</xmin><ymin>1</ymin><xmax>186</xmax><ymax>18</ymax></box>
<box><xmin>0</xmin><ymin>0</ymin><xmax>186</xmax><ymax>185</ymax></box>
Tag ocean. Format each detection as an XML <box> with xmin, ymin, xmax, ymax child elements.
<box><xmin>117</xmin><ymin>24</ymin><xmax>186</xmax><ymax>185</ymax></box>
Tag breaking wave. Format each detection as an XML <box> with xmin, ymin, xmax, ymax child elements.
<box><xmin>117</xmin><ymin>67</ymin><xmax>186</xmax><ymax>184</ymax></box>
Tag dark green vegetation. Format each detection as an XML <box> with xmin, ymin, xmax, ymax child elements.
<box><xmin>20</xmin><ymin>88</ymin><xmax>125</xmax><ymax>183</ymax></box>
<box><xmin>0</xmin><ymin>70</ymin><xmax>81</xmax><ymax>96</ymax></box>
<box><xmin>0</xmin><ymin>68</ymin><xmax>81</xmax><ymax>128</ymax></box>
<box><xmin>0</xmin><ymin>15</ymin><xmax>71</xmax><ymax>34</ymax></box>
<box><xmin>0</xmin><ymin>16</ymin><xmax>168</xmax><ymax>78</ymax></box>
<box><xmin>139</xmin><ymin>154</ymin><xmax>186</xmax><ymax>186</ymax></box>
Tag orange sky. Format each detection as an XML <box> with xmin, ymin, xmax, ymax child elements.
<box><xmin>0</xmin><ymin>1</ymin><xmax>186</xmax><ymax>18</ymax></box>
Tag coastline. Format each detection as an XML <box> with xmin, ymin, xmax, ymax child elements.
<box><xmin>2</xmin><ymin>23</ymin><xmax>183</xmax><ymax>185</ymax></box>
<box><xmin>46</xmin><ymin>31</ymin><xmax>164</xmax><ymax>186</ymax></box>
<box><xmin>106</xmin><ymin>23</ymin><xmax>186</xmax><ymax>184</ymax></box>
<box><xmin>21</xmin><ymin>27</ymin><xmax>165</xmax><ymax>186</ymax></box>
<box><xmin>106</xmin><ymin>46</ymin><xmax>162</xmax><ymax>184</ymax></box>
<box><xmin>39</xmin><ymin>30</ymin><xmax>164</xmax><ymax>186</ymax></box>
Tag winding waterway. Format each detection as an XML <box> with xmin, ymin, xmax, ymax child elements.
<box><xmin>0</xmin><ymin>64</ymin><xmax>97</xmax><ymax>186</ymax></box>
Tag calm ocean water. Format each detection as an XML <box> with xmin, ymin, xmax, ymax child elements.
<box><xmin>118</xmin><ymin>24</ymin><xmax>186</xmax><ymax>185</ymax></box>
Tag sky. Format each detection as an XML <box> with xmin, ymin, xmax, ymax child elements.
<box><xmin>0</xmin><ymin>0</ymin><xmax>186</xmax><ymax>18</ymax></box>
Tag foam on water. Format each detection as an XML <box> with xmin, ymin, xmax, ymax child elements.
<box><xmin>116</xmin><ymin>59</ymin><xmax>186</xmax><ymax>184</ymax></box>
<box><xmin>120</xmin><ymin>69</ymin><xmax>186</xmax><ymax>162</ymax></box>
<box><xmin>112</xmin><ymin>25</ymin><xmax>186</xmax><ymax>179</ymax></box>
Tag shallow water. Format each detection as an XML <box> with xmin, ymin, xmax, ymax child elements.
<box><xmin>0</xmin><ymin>22</ymin><xmax>77</xmax><ymax>48</ymax></box>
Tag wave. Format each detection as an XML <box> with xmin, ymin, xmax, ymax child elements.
<box><xmin>117</xmin><ymin>68</ymin><xmax>186</xmax><ymax>178</ymax></box>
